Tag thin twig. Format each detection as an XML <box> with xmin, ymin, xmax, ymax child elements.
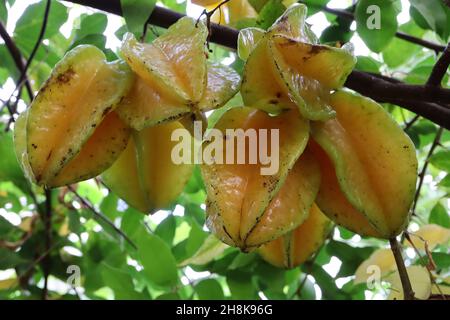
<box><xmin>404</xmin><ymin>232</ymin><xmax>446</xmax><ymax>300</ymax></box>
<box><xmin>412</xmin><ymin>127</ymin><xmax>443</xmax><ymax>215</ymax></box>
<box><xmin>42</xmin><ymin>188</ymin><xmax>52</xmax><ymax>300</ymax></box>
<box><xmin>404</xmin><ymin>115</ymin><xmax>420</xmax><ymax>131</ymax></box>
<box><xmin>17</xmin><ymin>0</ymin><xmax>51</xmax><ymax>93</ymax></box>
<box><xmin>0</xmin><ymin>21</ymin><xmax>34</xmax><ymax>100</ymax></box>
<box><xmin>197</xmin><ymin>0</ymin><xmax>231</xmax><ymax>51</ymax></box>
<box><xmin>389</xmin><ymin>237</ymin><xmax>415</xmax><ymax>300</ymax></box>
<box><xmin>67</xmin><ymin>186</ymin><xmax>137</xmax><ymax>249</ymax></box>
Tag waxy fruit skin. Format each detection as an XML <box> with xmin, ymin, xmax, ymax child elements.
<box><xmin>240</xmin><ymin>4</ymin><xmax>356</xmax><ymax>121</ymax></box>
<box><xmin>201</xmin><ymin>106</ymin><xmax>321</xmax><ymax>251</ymax></box>
<box><xmin>259</xmin><ymin>203</ymin><xmax>332</xmax><ymax>269</ymax></box>
<box><xmin>102</xmin><ymin>121</ymin><xmax>193</xmax><ymax>214</ymax></box>
<box><xmin>117</xmin><ymin>17</ymin><xmax>240</xmax><ymax>131</ymax></box>
<box><xmin>19</xmin><ymin>45</ymin><xmax>133</xmax><ymax>188</ymax></box>
<box><xmin>311</xmin><ymin>90</ymin><xmax>418</xmax><ymax>239</ymax></box>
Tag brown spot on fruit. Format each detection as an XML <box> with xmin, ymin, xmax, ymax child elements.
<box><xmin>57</xmin><ymin>67</ymin><xmax>75</xmax><ymax>84</ymax></box>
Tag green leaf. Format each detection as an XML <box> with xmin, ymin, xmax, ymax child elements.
<box><xmin>195</xmin><ymin>278</ymin><xmax>225</xmax><ymax>300</ymax></box>
<box><xmin>226</xmin><ymin>271</ymin><xmax>258</xmax><ymax>299</ymax></box>
<box><xmin>70</xmin><ymin>34</ymin><xmax>107</xmax><ymax>51</ymax></box>
<box><xmin>229</xmin><ymin>252</ymin><xmax>257</xmax><ymax>270</ymax></box>
<box><xmin>159</xmin><ymin>0</ymin><xmax>186</xmax><ymax>14</ymax></box>
<box><xmin>77</xmin><ymin>13</ymin><xmax>108</xmax><ymax>40</ymax></box>
<box><xmin>100</xmin><ymin>192</ymin><xmax>119</xmax><ymax>219</ymax></box>
<box><xmin>68</xmin><ymin>210</ymin><xmax>82</xmax><ymax>235</ymax></box>
<box><xmin>137</xmin><ymin>228</ymin><xmax>178</xmax><ymax>287</ymax></box>
<box><xmin>172</xmin><ymin>218</ymin><xmax>208</xmax><ymax>262</ymax></box>
<box><xmin>409</xmin><ymin>0</ymin><xmax>449</xmax><ymax>40</ymax></box>
<box><xmin>405</xmin><ymin>127</ymin><xmax>420</xmax><ymax>148</ymax></box>
<box><xmin>431</xmin><ymin>252</ymin><xmax>450</xmax><ymax>269</ymax></box>
<box><xmin>115</xmin><ymin>25</ymin><xmax>128</xmax><ymax>41</ymax></box>
<box><xmin>299</xmin><ymin>0</ymin><xmax>329</xmax><ymax>16</ymax></box>
<box><xmin>101</xmin><ymin>263</ymin><xmax>148</xmax><ymax>299</ymax></box>
<box><xmin>0</xmin><ymin>45</ymin><xmax>19</xmax><ymax>80</ymax></box>
<box><xmin>355</xmin><ymin>0</ymin><xmax>398</xmax><ymax>52</ymax></box>
<box><xmin>0</xmin><ymin>132</ymin><xmax>32</xmax><ymax>195</ymax></box>
<box><xmin>0</xmin><ymin>0</ymin><xmax>7</xmax><ymax>24</ymax></box>
<box><xmin>155</xmin><ymin>292</ymin><xmax>179</xmax><ymax>300</ymax></box>
<box><xmin>320</xmin><ymin>17</ymin><xmax>353</xmax><ymax>44</ymax></box>
<box><xmin>14</xmin><ymin>1</ymin><xmax>68</xmax><ymax>57</ymax></box>
<box><xmin>0</xmin><ymin>215</ymin><xmax>15</xmax><ymax>235</ymax></box>
<box><xmin>120</xmin><ymin>0</ymin><xmax>156</xmax><ymax>37</ymax></box>
<box><xmin>429</xmin><ymin>150</ymin><xmax>450</xmax><ymax>171</ymax></box>
<box><xmin>255</xmin><ymin>262</ymin><xmax>285</xmax><ymax>293</ymax></box>
<box><xmin>180</xmin><ymin>234</ymin><xmax>228</xmax><ymax>266</ymax></box>
<box><xmin>309</xmin><ymin>264</ymin><xmax>347</xmax><ymax>300</ymax></box>
<box><xmin>326</xmin><ymin>240</ymin><xmax>374</xmax><ymax>278</ymax></box>
<box><xmin>355</xmin><ymin>56</ymin><xmax>382</xmax><ymax>73</ymax></box>
<box><xmin>297</xmin><ymin>275</ymin><xmax>316</xmax><ymax>300</ymax></box>
<box><xmin>382</xmin><ymin>21</ymin><xmax>424</xmax><ymax>68</ymax></box>
<box><xmin>256</xmin><ymin>0</ymin><xmax>285</xmax><ymax>30</ymax></box>
<box><xmin>155</xmin><ymin>215</ymin><xmax>176</xmax><ymax>245</ymax></box>
<box><xmin>429</xmin><ymin>202</ymin><xmax>450</xmax><ymax>228</ymax></box>
<box><xmin>0</xmin><ymin>248</ymin><xmax>26</xmax><ymax>269</ymax></box>
<box><xmin>438</xmin><ymin>174</ymin><xmax>450</xmax><ymax>188</ymax></box>
<box><xmin>120</xmin><ymin>207</ymin><xmax>143</xmax><ymax>242</ymax></box>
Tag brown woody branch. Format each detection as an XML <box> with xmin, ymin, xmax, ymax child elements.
<box><xmin>59</xmin><ymin>1</ymin><xmax>450</xmax><ymax>129</ymax></box>
<box><xmin>427</xmin><ymin>43</ymin><xmax>450</xmax><ymax>86</ymax></box>
<box><xmin>389</xmin><ymin>237</ymin><xmax>415</xmax><ymax>300</ymax></box>
<box><xmin>42</xmin><ymin>188</ymin><xmax>52</xmax><ymax>300</ymax></box>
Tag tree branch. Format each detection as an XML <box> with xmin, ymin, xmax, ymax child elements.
<box><xmin>427</xmin><ymin>43</ymin><xmax>450</xmax><ymax>86</ymax></box>
<box><xmin>346</xmin><ymin>71</ymin><xmax>450</xmax><ymax>106</ymax></box>
<box><xmin>59</xmin><ymin>0</ymin><xmax>450</xmax><ymax>129</ymax></box>
<box><xmin>67</xmin><ymin>186</ymin><xmax>137</xmax><ymax>249</ymax></box>
<box><xmin>389</xmin><ymin>237</ymin><xmax>415</xmax><ymax>300</ymax></box>
<box><xmin>17</xmin><ymin>0</ymin><xmax>51</xmax><ymax>95</ymax></box>
<box><xmin>42</xmin><ymin>188</ymin><xmax>52</xmax><ymax>300</ymax></box>
<box><xmin>0</xmin><ymin>21</ymin><xmax>34</xmax><ymax>100</ymax></box>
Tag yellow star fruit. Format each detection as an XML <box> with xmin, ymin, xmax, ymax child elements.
<box><xmin>102</xmin><ymin>121</ymin><xmax>193</xmax><ymax>214</ymax></box>
<box><xmin>117</xmin><ymin>17</ymin><xmax>240</xmax><ymax>131</ymax></box>
<box><xmin>259</xmin><ymin>203</ymin><xmax>332</xmax><ymax>268</ymax></box>
<box><xmin>201</xmin><ymin>107</ymin><xmax>320</xmax><ymax>250</ymax></box>
<box><xmin>16</xmin><ymin>45</ymin><xmax>133</xmax><ymax>188</ymax></box>
<box><xmin>239</xmin><ymin>4</ymin><xmax>356</xmax><ymax>120</ymax></box>
<box><xmin>310</xmin><ymin>90</ymin><xmax>418</xmax><ymax>238</ymax></box>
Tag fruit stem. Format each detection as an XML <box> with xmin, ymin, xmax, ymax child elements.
<box><xmin>389</xmin><ymin>237</ymin><xmax>415</xmax><ymax>300</ymax></box>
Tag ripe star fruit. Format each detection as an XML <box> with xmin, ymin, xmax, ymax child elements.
<box><xmin>102</xmin><ymin>121</ymin><xmax>193</xmax><ymax>214</ymax></box>
<box><xmin>18</xmin><ymin>45</ymin><xmax>133</xmax><ymax>188</ymax></box>
<box><xmin>191</xmin><ymin>0</ymin><xmax>257</xmax><ymax>26</ymax></box>
<box><xmin>258</xmin><ymin>203</ymin><xmax>332</xmax><ymax>268</ymax></box>
<box><xmin>117</xmin><ymin>17</ymin><xmax>240</xmax><ymax>131</ymax></box>
<box><xmin>310</xmin><ymin>90</ymin><xmax>418</xmax><ymax>239</ymax></box>
<box><xmin>201</xmin><ymin>107</ymin><xmax>321</xmax><ymax>251</ymax></box>
<box><xmin>239</xmin><ymin>4</ymin><xmax>356</xmax><ymax>120</ymax></box>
